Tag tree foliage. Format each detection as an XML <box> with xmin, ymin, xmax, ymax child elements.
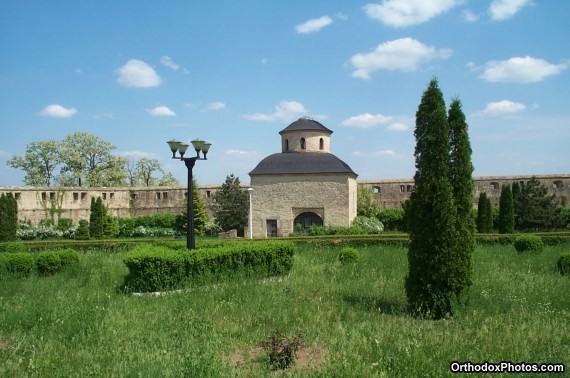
<box><xmin>175</xmin><ymin>179</ymin><xmax>209</xmax><ymax>236</ymax></box>
<box><xmin>476</xmin><ymin>192</ymin><xmax>493</xmax><ymax>233</ymax></box>
<box><xmin>498</xmin><ymin>184</ymin><xmax>515</xmax><ymax>234</ymax></box>
<box><xmin>406</xmin><ymin>79</ymin><xmax>459</xmax><ymax>319</ymax></box>
<box><xmin>7</xmin><ymin>132</ymin><xmax>177</xmax><ymax>188</ymax></box>
<box><xmin>357</xmin><ymin>184</ymin><xmax>381</xmax><ymax>218</ymax></box>
<box><xmin>0</xmin><ymin>193</ymin><xmax>18</xmax><ymax>242</ymax></box>
<box><xmin>213</xmin><ymin>174</ymin><xmax>248</xmax><ymax>234</ymax></box>
<box><xmin>516</xmin><ymin>177</ymin><xmax>562</xmax><ymax>230</ymax></box>
<box><xmin>7</xmin><ymin>140</ymin><xmax>60</xmax><ymax>186</ymax></box>
<box><xmin>89</xmin><ymin>197</ymin><xmax>106</xmax><ymax>239</ymax></box>
<box><xmin>447</xmin><ymin>98</ymin><xmax>474</xmax><ymax>302</ymax></box>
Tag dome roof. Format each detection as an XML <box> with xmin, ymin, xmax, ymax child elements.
<box><xmin>249</xmin><ymin>152</ymin><xmax>357</xmax><ymax>177</ymax></box>
<box><xmin>279</xmin><ymin>117</ymin><xmax>333</xmax><ymax>135</ymax></box>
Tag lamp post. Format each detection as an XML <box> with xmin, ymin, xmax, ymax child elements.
<box><xmin>167</xmin><ymin>138</ymin><xmax>212</xmax><ymax>250</ymax></box>
<box><xmin>247</xmin><ymin>187</ymin><xmax>254</xmax><ymax>239</ymax></box>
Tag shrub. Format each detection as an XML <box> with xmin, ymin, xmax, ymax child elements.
<box><xmin>1</xmin><ymin>241</ymin><xmax>28</xmax><ymax>253</ymax></box>
<box><xmin>36</xmin><ymin>252</ymin><xmax>62</xmax><ymax>275</ymax></box>
<box><xmin>377</xmin><ymin>209</ymin><xmax>405</xmax><ymax>231</ymax></box>
<box><xmin>123</xmin><ymin>240</ymin><xmax>296</xmax><ymax>293</ymax></box>
<box><xmin>56</xmin><ymin>218</ymin><xmax>73</xmax><ymax>231</ymax></box>
<box><xmin>557</xmin><ymin>253</ymin><xmax>570</xmax><ymax>276</ymax></box>
<box><xmin>513</xmin><ymin>235</ymin><xmax>544</xmax><ymax>253</ymax></box>
<box><xmin>260</xmin><ymin>330</ymin><xmax>303</xmax><ymax>370</ymax></box>
<box><xmin>75</xmin><ymin>220</ymin><xmax>90</xmax><ymax>240</ymax></box>
<box><xmin>351</xmin><ymin>216</ymin><xmax>384</xmax><ymax>234</ymax></box>
<box><xmin>339</xmin><ymin>247</ymin><xmax>360</xmax><ymax>264</ymax></box>
<box><xmin>56</xmin><ymin>249</ymin><xmax>80</xmax><ymax>268</ymax></box>
<box><xmin>0</xmin><ymin>253</ymin><xmax>35</xmax><ymax>275</ymax></box>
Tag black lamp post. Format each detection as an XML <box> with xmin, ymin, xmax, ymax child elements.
<box><xmin>167</xmin><ymin>138</ymin><xmax>212</xmax><ymax>250</ymax></box>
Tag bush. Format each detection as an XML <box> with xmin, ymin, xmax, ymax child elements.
<box><xmin>513</xmin><ymin>235</ymin><xmax>544</xmax><ymax>253</ymax></box>
<box><xmin>123</xmin><ymin>240</ymin><xmax>296</xmax><ymax>293</ymax></box>
<box><xmin>339</xmin><ymin>247</ymin><xmax>360</xmax><ymax>264</ymax></box>
<box><xmin>56</xmin><ymin>249</ymin><xmax>80</xmax><ymax>268</ymax></box>
<box><xmin>56</xmin><ymin>218</ymin><xmax>73</xmax><ymax>231</ymax></box>
<box><xmin>351</xmin><ymin>216</ymin><xmax>384</xmax><ymax>234</ymax></box>
<box><xmin>0</xmin><ymin>253</ymin><xmax>35</xmax><ymax>275</ymax></box>
<box><xmin>75</xmin><ymin>220</ymin><xmax>90</xmax><ymax>240</ymax></box>
<box><xmin>0</xmin><ymin>241</ymin><xmax>28</xmax><ymax>253</ymax></box>
<box><xmin>557</xmin><ymin>253</ymin><xmax>570</xmax><ymax>276</ymax></box>
<box><xmin>377</xmin><ymin>209</ymin><xmax>405</xmax><ymax>231</ymax></box>
<box><xmin>36</xmin><ymin>252</ymin><xmax>62</xmax><ymax>275</ymax></box>
<box><xmin>260</xmin><ymin>330</ymin><xmax>303</xmax><ymax>370</ymax></box>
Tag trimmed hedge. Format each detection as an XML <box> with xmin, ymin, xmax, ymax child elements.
<box><xmin>513</xmin><ymin>235</ymin><xmax>544</xmax><ymax>253</ymax></box>
<box><xmin>0</xmin><ymin>241</ymin><xmax>28</xmax><ymax>253</ymax></box>
<box><xmin>339</xmin><ymin>247</ymin><xmax>360</xmax><ymax>264</ymax></box>
<box><xmin>0</xmin><ymin>248</ymin><xmax>79</xmax><ymax>277</ymax></box>
<box><xmin>557</xmin><ymin>253</ymin><xmax>570</xmax><ymax>276</ymax></box>
<box><xmin>123</xmin><ymin>240</ymin><xmax>296</xmax><ymax>293</ymax></box>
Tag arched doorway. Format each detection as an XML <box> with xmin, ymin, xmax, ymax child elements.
<box><xmin>294</xmin><ymin>212</ymin><xmax>323</xmax><ymax>231</ymax></box>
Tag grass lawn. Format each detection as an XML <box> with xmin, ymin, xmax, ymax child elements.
<box><xmin>1</xmin><ymin>242</ymin><xmax>568</xmax><ymax>377</ymax></box>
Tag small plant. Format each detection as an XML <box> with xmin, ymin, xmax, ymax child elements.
<box><xmin>260</xmin><ymin>329</ymin><xmax>303</xmax><ymax>370</ymax></box>
<box><xmin>36</xmin><ymin>252</ymin><xmax>62</xmax><ymax>275</ymax></box>
<box><xmin>339</xmin><ymin>247</ymin><xmax>360</xmax><ymax>264</ymax></box>
<box><xmin>557</xmin><ymin>253</ymin><xmax>570</xmax><ymax>276</ymax></box>
<box><xmin>513</xmin><ymin>235</ymin><xmax>544</xmax><ymax>253</ymax></box>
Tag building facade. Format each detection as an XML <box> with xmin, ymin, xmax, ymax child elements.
<box><xmin>248</xmin><ymin>117</ymin><xmax>358</xmax><ymax>237</ymax></box>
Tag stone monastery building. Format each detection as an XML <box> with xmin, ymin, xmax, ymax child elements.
<box><xmin>248</xmin><ymin>117</ymin><xmax>358</xmax><ymax>237</ymax></box>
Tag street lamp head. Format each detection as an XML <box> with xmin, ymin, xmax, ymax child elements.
<box><xmin>167</xmin><ymin>139</ymin><xmax>182</xmax><ymax>158</ymax></box>
<box><xmin>247</xmin><ymin>187</ymin><xmax>254</xmax><ymax>192</ymax></box>
<box><xmin>191</xmin><ymin>139</ymin><xmax>205</xmax><ymax>158</ymax></box>
<box><xmin>177</xmin><ymin>143</ymin><xmax>190</xmax><ymax>158</ymax></box>
<box><xmin>201</xmin><ymin>142</ymin><xmax>212</xmax><ymax>159</ymax></box>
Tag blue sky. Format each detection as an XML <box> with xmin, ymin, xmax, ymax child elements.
<box><xmin>1</xmin><ymin>0</ymin><xmax>568</xmax><ymax>186</ymax></box>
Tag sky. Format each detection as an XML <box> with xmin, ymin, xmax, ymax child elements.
<box><xmin>1</xmin><ymin>0</ymin><xmax>569</xmax><ymax>186</ymax></box>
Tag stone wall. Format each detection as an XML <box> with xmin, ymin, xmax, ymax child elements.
<box><xmin>250</xmin><ymin>173</ymin><xmax>357</xmax><ymax>237</ymax></box>
<box><xmin>1</xmin><ymin>174</ymin><xmax>568</xmax><ymax>226</ymax></box>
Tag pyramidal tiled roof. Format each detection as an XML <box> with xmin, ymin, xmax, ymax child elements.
<box><xmin>279</xmin><ymin>117</ymin><xmax>333</xmax><ymax>135</ymax></box>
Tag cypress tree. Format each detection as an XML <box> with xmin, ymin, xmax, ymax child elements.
<box><xmin>476</xmin><ymin>193</ymin><xmax>493</xmax><ymax>233</ymax></box>
<box><xmin>75</xmin><ymin>219</ymin><xmax>90</xmax><ymax>240</ymax></box>
<box><xmin>512</xmin><ymin>181</ymin><xmax>522</xmax><ymax>228</ymax></box>
<box><xmin>498</xmin><ymin>184</ymin><xmax>515</xmax><ymax>233</ymax></box>
<box><xmin>0</xmin><ymin>194</ymin><xmax>18</xmax><ymax>242</ymax></box>
<box><xmin>89</xmin><ymin>197</ymin><xmax>105</xmax><ymax>239</ymax></box>
<box><xmin>406</xmin><ymin>79</ymin><xmax>458</xmax><ymax>319</ymax></box>
<box><xmin>447</xmin><ymin>98</ymin><xmax>474</xmax><ymax>301</ymax></box>
<box><xmin>176</xmin><ymin>179</ymin><xmax>209</xmax><ymax>236</ymax></box>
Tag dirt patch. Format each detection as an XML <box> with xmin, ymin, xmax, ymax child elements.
<box><xmin>0</xmin><ymin>338</ymin><xmax>8</xmax><ymax>350</ymax></box>
<box><xmin>227</xmin><ymin>344</ymin><xmax>327</xmax><ymax>374</ymax></box>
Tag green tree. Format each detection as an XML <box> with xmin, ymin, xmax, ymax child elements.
<box><xmin>498</xmin><ymin>184</ymin><xmax>515</xmax><ymax>234</ymax></box>
<box><xmin>512</xmin><ymin>181</ymin><xmax>522</xmax><ymax>227</ymax></box>
<box><xmin>476</xmin><ymin>192</ymin><xmax>493</xmax><ymax>233</ymax></box>
<box><xmin>75</xmin><ymin>219</ymin><xmax>90</xmax><ymax>240</ymax></box>
<box><xmin>213</xmin><ymin>174</ymin><xmax>248</xmax><ymax>235</ymax></box>
<box><xmin>89</xmin><ymin>197</ymin><xmax>105</xmax><ymax>239</ymax></box>
<box><xmin>58</xmin><ymin>132</ymin><xmax>127</xmax><ymax>187</ymax></box>
<box><xmin>134</xmin><ymin>158</ymin><xmax>163</xmax><ymax>186</ymax></box>
<box><xmin>175</xmin><ymin>178</ymin><xmax>208</xmax><ymax>236</ymax></box>
<box><xmin>7</xmin><ymin>140</ymin><xmax>60</xmax><ymax>186</ymax></box>
<box><xmin>377</xmin><ymin>208</ymin><xmax>405</xmax><ymax>231</ymax></box>
<box><xmin>357</xmin><ymin>184</ymin><xmax>381</xmax><ymax>218</ymax></box>
<box><xmin>516</xmin><ymin>177</ymin><xmax>561</xmax><ymax>230</ymax></box>
<box><xmin>447</xmin><ymin>98</ymin><xmax>475</xmax><ymax>301</ymax></box>
<box><xmin>0</xmin><ymin>193</ymin><xmax>18</xmax><ymax>242</ymax></box>
<box><xmin>406</xmin><ymin>79</ymin><xmax>458</xmax><ymax>319</ymax></box>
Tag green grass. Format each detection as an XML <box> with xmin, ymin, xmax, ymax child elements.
<box><xmin>1</xmin><ymin>243</ymin><xmax>568</xmax><ymax>377</ymax></box>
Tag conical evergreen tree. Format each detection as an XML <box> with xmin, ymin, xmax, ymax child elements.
<box><xmin>476</xmin><ymin>193</ymin><xmax>493</xmax><ymax>233</ymax></box>
<box><xmin>498</xmin><ymin>184</ymin><xmax>515</xmax><ymax>234</ymax></box>
<box><xmin>448</xmin><ymin>98</ymin><xmax>474</xmax><ymax>300</ymax></box>
<box><xmin>89</xmin><ymin>197</ymin><xmax>105</xmax><ymax>239</ymax></box>
<box><xmin>512</xmin><ymin>181</ymin><xmax>522</xmax><ymax>228</ymax></box>
<box><xmin>0</xmin><ymin>193</ymin><xmax>18</xmax><ymax>242</ymax></box>
<box><xmin>406</xmin><ymin>79</ymin><xmax>458</xmax><ymax>319</ymax></box>
<box><xmin>213</xmin><ymin>174</ymin><xmax>248</xmax><ymax>235</ymax></box>
<box><xmin>176</xmin><ymin>179</ymin><xmax>208</xmax><ymax>236</ymax></box>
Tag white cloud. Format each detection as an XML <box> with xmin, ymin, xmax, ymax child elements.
<box><xmin>226</xmin><ymin>149</ymin><xmax>253</xmax><ymax>155</ymax></box>
<box><xmin>341</xmin><ymin>113</ymin><xmax>393</xmax><ymax>128</ymax></box>
<box><xmin>160</xmin><ymin>56</ymin><xmax>180</xmax><ymax>71</ymax></box>
<box><xmin>94</xmin><ymin>112</ymin><xmax>114</xmax><ymax>120</ymax></box>
<box><xmin>364</xmin><ymin>0</ymin><xmax>460</xmax><ymax>27</ymax></box>
<box><xmin>206</xmin><ymin>102</ymin><xmax>226</xmax><ymax>111</ymax></box>
<box><xmin>375</xmin><ymin>149</ymin><xmax>397</xmax><ymax>157</ymax></box>
<box><xmin>349</xmin><ymin>38</ymin><xmax>452</xmax><ymax>79</ymax></box>
<box><xmin>244</xmin><ymin>101</ymin><xmax>307</xmax><ymax>122</ymax></box>
<box><xmin>386</xmin><ymin>122</ymin><xmax>409</xmax><ymax>131</ymax></box>
<box><xmin>336</xmin><ymin>12</ymin><xmax>348</xmax><ymax>20</ymax></box>
<box><xmin>480</xmin><ymin>56</ymin><xmax>568</xmax><ymax>83</ymax></box>
<box><xmin>489</xmin><ymin>0</ymin><xmax>532</xmax><ymax>21</ymax></box>
<box><xmin>116</xmin><ymin>59</ymin><xmax>161</xmax><ymax>88</ymax></box>
<box><xmin>147</xmin><ymin>106</ymin><xmax>176</xmax><ymax>116</ymax></box>
<box><xmin>295</xmin><ymin>15</ymin><xmax>333</xmax><ymax>34</ymax></box>
<box><xmin>476</xmin><ymin>100</ymin><xmax>526</xmax><ymax>117</ymax></box>
<box><xmin>39</xmin><ymin>104</ymin><xmax>77</xmax><ymax>118</ymax></box>
<box><xmin>462</xmin><ymin>9</ymin><xmax>479</xmax><ymax>22</ymax></box>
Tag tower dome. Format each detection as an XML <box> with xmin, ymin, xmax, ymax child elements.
<box><xmin>279</xmin><ymin>117</ymin><xmax>332</xmax><ymax>153</ymax></box>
